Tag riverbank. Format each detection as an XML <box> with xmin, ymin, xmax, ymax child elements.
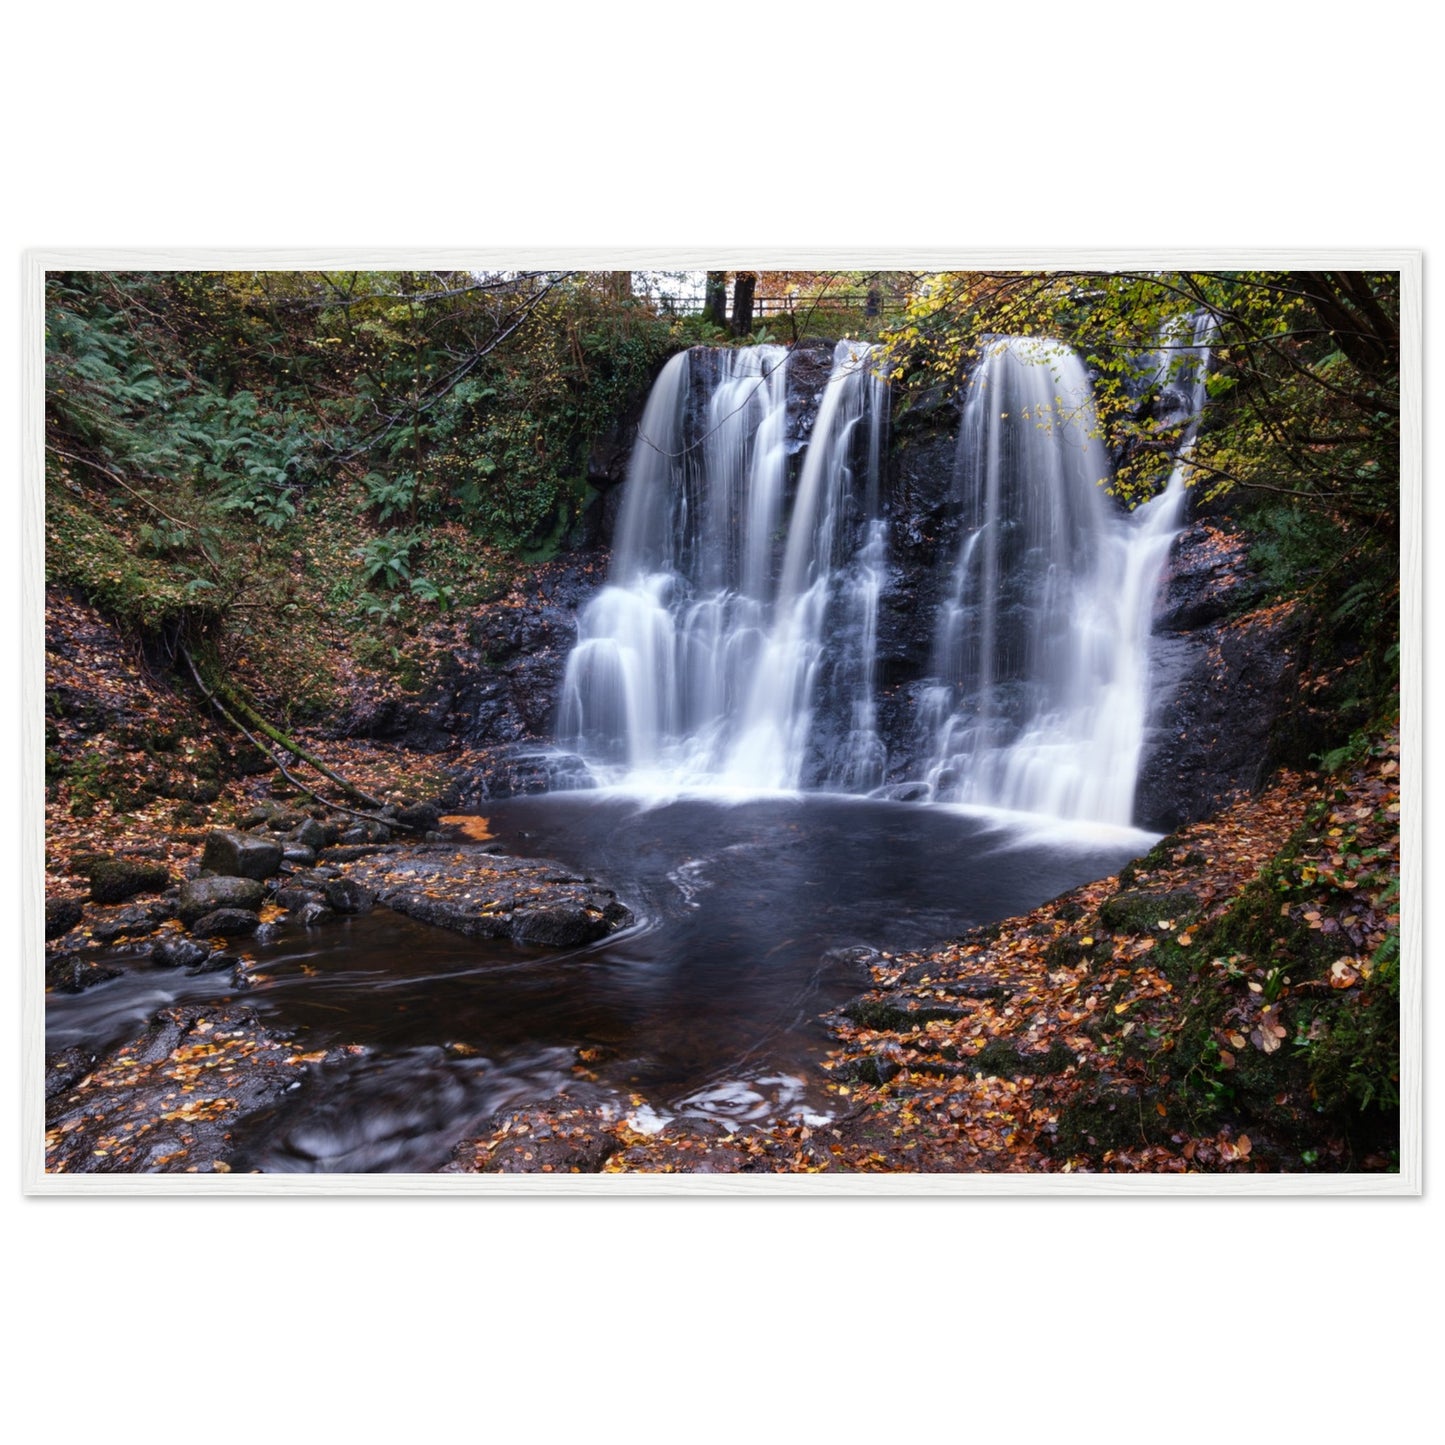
<box><xmin>429</xmin><ymin>725</ymin><xmax>1397</xmax><ymax>1177</ymax></box>
<box><xmin>42</xmin><ymin>573</ymin><xmax>1401</xmax><ymax>1178</ymax></box>
<box><xmin>43</xmin><ymin>702</ymin><xmax>1400</xmax><ymax>1177</ymax></box>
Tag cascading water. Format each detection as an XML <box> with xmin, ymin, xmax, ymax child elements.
<box><xmin>921</xmin><ymin>324</ymin><xmax>1211</xmax><ymax>824</ymax></box>
<box><xmin>557</xmin><ymin>340</ymin><xmax>888</xmax><ymax>791</ymax></box>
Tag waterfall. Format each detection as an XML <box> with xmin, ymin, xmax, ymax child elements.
<box><xmin>922</xmin><ymin>326</ymin><xmax>1210</xmax><ymax>824</ymax></box>
<box><xmin>557</xmin><ymin>340</ymin><xmax>888</xmax><ymax>791</ymax></box>
<box><xmin>555</xmin><ymin>321</ymin><xmax>1209</xmax><ymax>822</ymax></box>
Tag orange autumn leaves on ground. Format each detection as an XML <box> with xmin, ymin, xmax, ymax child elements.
<box><xmin>441</xmin><ymin>815</ymin><xmax>494</xmax><ymax>843</ymax></box>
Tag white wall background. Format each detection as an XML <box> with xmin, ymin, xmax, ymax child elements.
<box><xmin>4</xmin><ymin>7</ymin><xmax>1438</xmax><ymax>1441</ymax></box>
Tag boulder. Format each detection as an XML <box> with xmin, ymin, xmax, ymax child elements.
<box><xmin>189</xmin><ymin>908</ymin><xmax>261</xmax><ymax>939</ymax></box>
<box><xmin>336</xmin><ymin>847</ymin><xmax>633</xmax><ymax>948</ymax></box>
<box><xmin>45</xmin><ymin>895</ymin><xmax>85</xmax><ymax>940</ymax></box>
<box><xmin>296</xmin><ymin>901</ymin><xmax>336</xmax><ymax>927</ymax></box>
<box><xmin>177</xmin><ymin>876</ymin><xmax>264</xmax><ymax>928</ymax></box>
<box><xmin>88</xmin><ymin>858</ymin><xmax>171</xmax><ymax>904</ymax></box>
<box><xmin>394</xmin><ymin>801</ymin><xmax>442</xmax><ymax>833</ymax></box>
<box><xmin>91</xmin><ymin>902</ymin><xmax>173</xmax><ymax>942</ymax></box>
<box><xmin>512</xmin><ymin>904</ymin><xmax>616</xmax><ymax>949</ymax></box>
<box><xmin>188</xmin><ymin>950</ymin><xmax>242</xmax><ymax>973</ymax></box>
<box><xmin>199</xmin><ymin>828</ymin><xmax>283</xmax><ymax>881</ymax></box>
<box><xmin>152</xmin><ymin>936</ymin><xmax>210</xmax><ymax>969</ymax></box>
<box><xmin>274</xmin><ymin>886</ymin><xmax>321</xmax><ymax>911</ymax></box>
<box><xmin>46</xmin><ymin>952</ymin><xmax>123</xmax><ymax>994</ymax></box>
<box><xmin>323</xmin><ymin>878</ymin><xmax>375</xmax><ymax>914</ymax></box>
<box><xmin>290</xmin><ymin>819</ymin><xmax>327</xmax><ymax>850</ymax></box>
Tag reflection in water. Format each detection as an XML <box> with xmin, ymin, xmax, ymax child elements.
<box><xmin>48</xmin><ymin>793</ymin><xmax>1153</xmax><ymax>1172</ymax></box>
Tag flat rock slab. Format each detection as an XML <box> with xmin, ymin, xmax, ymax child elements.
<box><xmin>44</xmin><ymin>1004</ymin><xmax>328</xmax><ymax>1174</ymax></box>
<box><xmin>336</xmin><ymin>846</ymin><xmax>632</xmax><ymax>949</ymax></box>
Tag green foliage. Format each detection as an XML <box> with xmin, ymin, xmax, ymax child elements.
<box><xmin>408</xmin><ymin>574</ymin><xmax>453</xmax><ymax>609</ymax></box>
<box><xmin>359</xmin><ymin>528</ymin><xmax>422</xmax><ymax>590</ymax></box>
<box><xmin>882</xmin><ymin>269</ymin><xmax>1399</xmax><ymax>514</ymax></box>
<box><xmin>880</xmin><ymin>269</ymin><xmax>1402</xmax><ymax>727</ymax></box>
<box><xmin>43</xmin><ymin>269</ymin><xmax>675</xmax><ymax>694</ymax></box>
<box><xmin>362</xmin><ymin>469</ymin><xmax>417</xmax><ymax>523</ymax></box>
<box><xmin>64</xmin><ymin>750</ymin><xmax>112</xmax><ymax>818</ymax></box>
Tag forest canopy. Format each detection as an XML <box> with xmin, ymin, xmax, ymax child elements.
<box><xmin>43</xmin><ymin>265</ymin><xmax>1401</xmax><ymax>724</ymax></box>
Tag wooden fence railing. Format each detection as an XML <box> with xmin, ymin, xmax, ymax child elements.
<box><xmin>646</xmin><ymin>293</ymin><xmax>907</xmax><ymax>320</ymax></box>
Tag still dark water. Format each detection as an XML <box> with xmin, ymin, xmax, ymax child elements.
<box><xmin>48</xmin><ymin>794</ymin><xmax>1154</xmax><ymax>1172</ymax></box>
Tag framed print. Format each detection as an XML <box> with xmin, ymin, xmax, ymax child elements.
<box><xmin>23</xmin><ymin>250</ymin><xmax>1421</xmax><ymax>1194</ymax></box>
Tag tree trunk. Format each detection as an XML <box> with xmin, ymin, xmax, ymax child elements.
<box><xmin>704</xmin><ymin>272</ymin><xmax>728</xmax><ymax>328</ymax></box>
<box><xmin>603</xmin><ymin>271</ymin><xmax>632</xmax><ymax>302</ymax></box>
<box><xmin>731</xmin><ymin>272</ymin><xmax>757</xmax><ymax>336</ymax></box>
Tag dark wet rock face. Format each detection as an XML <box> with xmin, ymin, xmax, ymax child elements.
<box><xmin>327</xmin><ymin>556</ymin><xmax>605</xmax><ymax>755</ymax></box>
<box><xmin>1135</xmin><ymin>522</ymin><xmax>1302</xmax><ymax>833</ymax></box>
<box><xmin>449</xmin><ymin>746</ymin><xmax>596</xmax><ymax>806</ymax></box>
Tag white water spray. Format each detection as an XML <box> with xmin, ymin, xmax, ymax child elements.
<box><xmin>923</xmin><ymin>325</ymin><xmax>1210</xmax><ymax>823</ymax></box>
<box><xmin>558</xmin><ymin>341</ymin><xmax>888</xmax><ymax>791</ymax></box>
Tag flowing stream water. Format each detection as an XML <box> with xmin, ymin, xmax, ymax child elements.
<box><xmin>48</xmin><ymin>795</ymin><xmax>1155</xmax><ymax>1171</ymax></box>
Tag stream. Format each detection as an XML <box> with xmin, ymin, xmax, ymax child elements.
<box><xmin>47</xmin><ymin>793</ymin><xmax>1154</xmax><ymax>1172</ymax></box>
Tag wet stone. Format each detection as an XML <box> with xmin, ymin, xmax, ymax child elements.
<box><xmin>178</xmin><ymin>875</ymin><xmax>264</xmax><ymax>928</ymax></box>
<box><xmin>335</xmin><ymin>846</ymin><xmax>633</xmax><ymax>948</ymax></box>
<box><xmin>152</xmin><ymin>936</ymin><xmax>210</xmax><ymax>969</ymax></box>
<box><xmin>274</xmin><ymin>886</ymin><xmax>320</xmax><ymax>911</ymax></box>
<box><xmin>187</xmin><ymin>951</ymin><xmax>241</xmax><ymax>975</ymax></box>
<box><xmin>189</xmin><ymin>907</ymin><xmax>261</xmax><ymax>938</ymax></box>
<box><xmin>200</xmin><ymin>828</ymin><xmax>284</xmax><ymax>881</ymax></box>
<box><xmin>290</xmin><ymin>819</ymin><xmax>327</xmax><ymax>850</ymax></box>
<box><xmin>91</xmin><ymin>904</ymin><xmax>171</xmax><ymax>943</ymax></box>
<box><xmin>323</xmin><ymin>878</ymin><xmax>375</xmax><ymax>915</ymax></box>
<box><xmin>46</xmin><ymin>952</ymin><xmax>124</xmax><ymax>994</ymax></box>
<box><xmin>323</xmin><ymin>845</ymin><xmax>386</xmax><ymax>863</ymax></box>
<box><xmin>45</xmin><ymin>896</ymin><xmax>85</xmax><ymax>940</ymax></box>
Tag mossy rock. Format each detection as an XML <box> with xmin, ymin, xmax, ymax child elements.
<box><xmin>1115</xmin><ymin>838</ymin><xmax>1177</xmax><ymax>890</ymax></box>
<box><xmin>1053</xmin><ymin>1083</ymin><xmax>1177</xmax><ymax>1158</ymax></box>
<box><xmin>1098</xmin><ymin>888</ymin><xmax>1201</xmax><ymax>935</ymax></box>
<box><xmin>1045</xmin><ymin>934</ymin><xmax>1114</xmax><ymax>969</ymax></box>
<box><xmin>833</xmin><ymin>1052</ymin><xmax>903</xmax><ymax>1086</ymax></box>
<box><xmin>844</xmin><ymin>998</ymin><xmax>969</xmax><ymax>1032</ymax></box>
<box><xmin>970</xmin><ymin>1039</ymin><xmax>1074</xmax><ymax>1079</ymax></box>
<box><xmin>88</xmin><ymin>857</ymin><xmax>171</xmax><ymax>904</ymax></box>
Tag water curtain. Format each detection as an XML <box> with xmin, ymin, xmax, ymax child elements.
<box><xmin>558</xmin><ymin>340</ymin><xmax>887</xmax><ymax>790</ymax></box>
